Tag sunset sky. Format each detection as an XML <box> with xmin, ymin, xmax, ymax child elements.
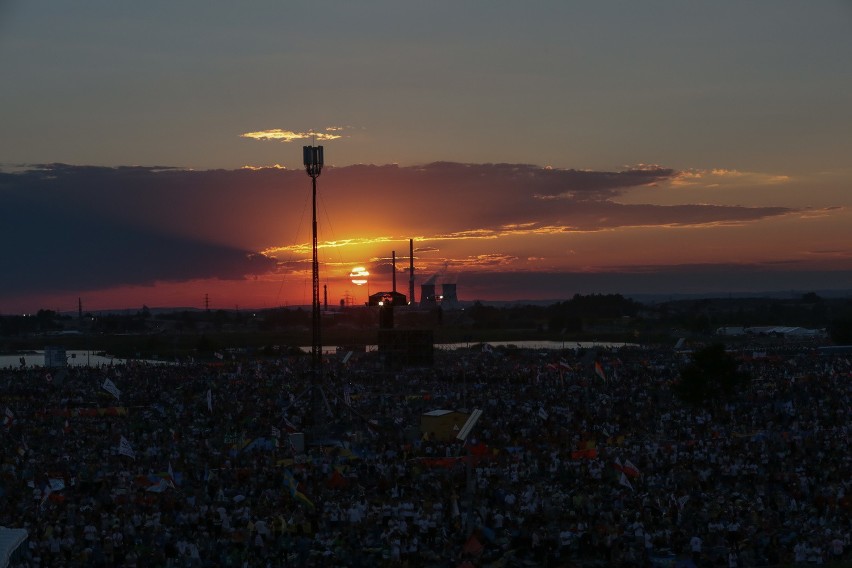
<box><xmin>2</xmin><ymin>2</ymin><xmax>851</xmax><ymax>313</ymax></box>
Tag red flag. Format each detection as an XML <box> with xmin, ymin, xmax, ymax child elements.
<box><xmin>463</xmin><ymin>535</ymin><xmax>484</xmax><ymax>555</ymax></box>
<box><xmin>594</xmin><ymin>361</ymin><xmax>607</xmax><ymax>381</ymax></box>
<box><xmin>571</xmin><ymin>448</ymin><xmax>598</xmax><ymax>460</ymax></box>
<box><xmin>622</xmin><ymin>458</ymin><xmax>641</xmax><ymax>478</ymax></box>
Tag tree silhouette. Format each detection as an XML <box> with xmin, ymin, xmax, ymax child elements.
<box><xmin>675</xmin><ymin>343</ymin><xmax>750</xmax><ymax>405</ymax></box>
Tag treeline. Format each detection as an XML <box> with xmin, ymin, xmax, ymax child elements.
<box><xmin>4</xmin><ymin>292</ymin><xmax>852</xmax><ymax>346</ymax></box>
<box><xmin>464</xmin><ymin>293</ymin><xmax>640</xmax><ymax>333</ymax></box>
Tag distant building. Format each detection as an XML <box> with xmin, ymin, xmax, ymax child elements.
<box><xmin>441</xmin><ymin>283</ymin><xmax>458</xmax><ymax>308</ymax></box>
<box><xmin>367</xmin><ymin>291</ymin><xmax>407</xmax><ymax>307</ymax></box>
<box><xmin>716</xmin><ymin>326</ymin><xmax>746</xmax><ymax>336</ymax></box>
<box><xmin>716</xmin><ymin>325</ymin><xmax>826</xmax><ymax>338</ymax></box>
<box><xmin>745</xmin><ymin>326</ymin><xmax>826</xmax><ymax>338</ymax></box>
<box><xmin>420</xmin><ymin>274</ymin><xmax>460</xmax><ymax>309</ymax></box>
<box><xmin>420</xmin><ymin>280</ymin><xmax>438</xmax><ymax>308</ymax></box>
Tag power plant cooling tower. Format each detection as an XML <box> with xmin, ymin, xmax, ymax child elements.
<box><xmin>441</xmin><ymin>283</ymin><xmax>457</xmax><ymax>306</ymax></box>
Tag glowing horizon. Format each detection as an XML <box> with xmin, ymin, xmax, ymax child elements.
<box><xmin>2</xmin><ymin>3</ymin><xmax>851</xmax><ymax>312</ymax></box>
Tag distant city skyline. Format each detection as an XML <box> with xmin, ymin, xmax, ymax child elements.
<box><xmin>1</xmin><ymin>2</ymin><xmax>851</xmax><ymax>313</ymax></box>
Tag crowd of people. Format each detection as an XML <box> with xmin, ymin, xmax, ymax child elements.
<box><xmin>1</xmin><ymin>339</ymin><xmax>850</xmax><ymax>567</ymax></box>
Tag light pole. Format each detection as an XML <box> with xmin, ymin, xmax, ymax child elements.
<box><xmin>303</xmin><ymin>145</ymin><xmax>328</xmax><ymax>442</ymax></box>
<box><xmin>303</xmin><ymin>145</ymin><xmax>324</xmax><ymax>374</ymax></box>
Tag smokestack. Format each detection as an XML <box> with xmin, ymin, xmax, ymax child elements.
<box><xmin>409</xmin><ymin>238</ymin><xmax>415</xmax><ymax>305</ymax></box>
<box><xmin>392</xmin><ymin>251</ymin><xmax>397</xmax><ymax>292</ymax></box>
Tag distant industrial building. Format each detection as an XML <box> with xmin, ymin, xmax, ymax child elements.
<box><xmin>367</xmin><ymin>291</ymin><xmax>407</xmax><ymax>308</ymax></box>
<box><xmin>419</xmin><ymin>274</ymin><xmax>460</xmax><ymax>309</ymax></box>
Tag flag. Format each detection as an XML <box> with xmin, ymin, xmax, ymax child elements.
<box><xmin>118</xmin><ymin>436</ymin><xmax>135</xmax><ymax>459</ymax></box>
<box><xmin>167</xmin><ymin>462</ymin><xmax>176</xmax><ymax>488</ymax></box>
<box><xmin>39</xmin><ymin>487</ymin><xmax>52</xmax><ymax>511</ymax></box>
<box><xmin>48</xmin><ymin>478</ymin><xmax>65</xmax><ymax>492</ymax></box>
<box><xmin>145</xmin><ymin>478</ymin><xmax>170</xmax><ymax>493</ymax></box>
<box><xmin>283</xmin><ymin>469</ymin><xmax>314</xmax><ymax>509</ymax></box>
<box><xmin>3</xmin><ymin>407</ymin><xmax>14</xmax><ymax>428</ymax></box>
<box><xmin>102</xmin><ymin>378</ymin><xmax>121</xmax><ymax>400</ymax></box>
<box><xmin>538</xmin><ymin>407</ymin><xmax>549</xmax><ymax>420</ymax></box>
<box><xmin>271</xmin><ymin>426</ymin><xmax>281</xmax><ymax>438</ymax></box>
<box><xmin>63</xmin><ymin>419</ymin><xmax>71</xmax><ymax>435</ymax></box>
<box><xmin>293</xmin><ymin>491</ymin><xmax>315</xmax><ymax>509</ymax></box>
<box><xmin>463</xmin><ymin>534</ymin><xmax>484</xmax><ymax>555</ymax></box>
<box><xmin>283</xmin><ymin>469</ymin><xmax>298</xmax><ymax>495</ymax></box>
<box><xmin>206</xmin><ymin>389</ymin><xmax>213</xmax><ymax>413</ymax></box>
<box><xmin>622</xmin><ymin>458</ymin><xmax>641</xmax><ymax>478</ymax></box>
<box><xmin>594</xmin><ymin>361</ymin><xmax>607</xmax><ymax>382</ymax></box>
<box><xmin>343</xmin><ymin>385</ymin><xmax>352</xmax><ymax>406</ymax></box>
<box><xmin>619</xmin><ymin>472</ymin><xmax>634</xmax><ymax>491</ymax></box>
<box><xmin>282</xmin><ymin>415</ymin><xmax>298</xmax><ymax>433</ymax></box>
<box><xmin>571</xmin><ymin>448</ymin><xmax>598</xmax><ymax>460</ymax></box>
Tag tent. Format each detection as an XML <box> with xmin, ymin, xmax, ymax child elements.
<box><xmin>0</xmin><ymin>526</ymin><xmax>27</xmax><ymax>568</ymax></box>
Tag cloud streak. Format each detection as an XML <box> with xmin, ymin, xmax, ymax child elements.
<box><xmin>1</xmin><ymin>160</ymin><xmax>835</xmax><ymax>310</ymax></box>
<box><xmin>240</xmin><ymin>127</ymin><xmax>344</xmax><ymax>143</ymax></box>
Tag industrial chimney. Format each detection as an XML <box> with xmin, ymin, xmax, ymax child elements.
<box><xmin>409</xmin><ymin>239</ymin><xmax>415</xmax><ymax>305</ymax></box>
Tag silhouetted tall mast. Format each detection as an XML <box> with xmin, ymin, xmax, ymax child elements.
<box><xmin>392</xmin><ymin>251</ymin><xmax>397</xmax><ymax>293</ymax></box>
<box><xmin>303</xmin><ymin>145</ymin><xmax>324</xmax><ymax>373</ymax></box>
<box><xmin>409</xmin><ymin>238</ymin><xmax>415</xmax><ymax>305</ymax></box>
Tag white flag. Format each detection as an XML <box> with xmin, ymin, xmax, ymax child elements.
<box><xmin>39</xmin><ymin>487</ymin><xmax>52</xmax><ymax>510</ymax></box>
<box><xmin>102</xmin><ymin>378</ymin><xmax>121</xmax><ymax>400</ymax></box>
<box><xmin>619</xmin><ymin>472</ymin><xmax>634</xmax><ymax>491</ymax></box>
<box><xmin>48</xmin><ymin>478</ymin><xmax>66</xmax><ymax>492</ymax></box>
<box><xmin>118</xmin><ymin>436</ymin><xmax>135</xmax><ymax>459</ymax></box>
<box><xmin>206</xmin><ymin>389</ymin><xmax>213</xmax><ymax>413</ymax></box>
<box><xmin>271</xmin><ymin>426</ymin><xmax>281</xmax><ymax>438</ymax></box>
<box><xmin>538</xmin><ymin>407</ymin><xmax>549</xmax><ymax>420</ymax></box>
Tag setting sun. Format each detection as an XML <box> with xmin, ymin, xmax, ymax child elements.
<box><xmin>349</xmin><ymin>267</ymin><xmax>369</xmax><ymax>286</ymax></box>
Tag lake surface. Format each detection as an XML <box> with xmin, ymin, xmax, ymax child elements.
<box><xmin>0</xmin><ymin>350</ymin><xmax>166</xmax><ymax>369</ymax></box>
<box><xmin>0</xmin><ymin>341</ymin><xmax>635</xmax><ymax>369</ymax></box>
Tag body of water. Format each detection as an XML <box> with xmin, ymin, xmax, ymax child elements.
<box><xmin>0</xmin><ymin>341</ymin><xmax>635</xmax><ymax>369</ymax></box>
<box><xmin>331</xmin><ymin>340</ymin><xmax>635</xmax><ymax>353</ymax></box>
<box><xmin>435</xmin><ymin>340</ymin><xmax>636</xmax><ymax>351</ymax></box>
<box><xmin>0</xmin><ymin>350</ymin><xmax>168</xmax><ymax>369</ymax></box>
